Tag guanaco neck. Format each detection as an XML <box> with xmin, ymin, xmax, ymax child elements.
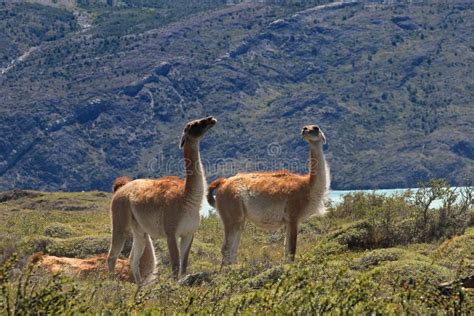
<box><xmin>182</xmin><ymin>141</ymin><xmax>205</xmax><ymax>204</ymax></box>
<box><xmin>307</xmin><ymin>142</ymin><xmax>329</xmax><ymax>200</ymax></box>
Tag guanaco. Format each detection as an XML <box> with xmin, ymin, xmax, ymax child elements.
<box><xmin>207</xmin><ymin>124</ymin><xmax>329</xmax><ymax>266</ymax></box>
<box><xmin>107</xmin><ymin>116</ymin><xmax>217</xmax><ymax>283</ymax></box>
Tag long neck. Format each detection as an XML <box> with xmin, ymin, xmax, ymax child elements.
<box><xmin>308</xmin><ymin>142</ymin><xmax>330</xmax><ymax>202</ymax></box>
<box><xmin>183</xmin><ymin>141</ymin><xmax>205</xmax><ymax>199</ymax></box>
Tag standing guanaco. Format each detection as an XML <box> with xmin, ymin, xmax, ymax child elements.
<box><xmin>108</xmin><ymin>116</ymin><xmax>217</xmax><ymax>283</ymax></box>
<box><xmin>208</xmin><ymin>124</ymin><xmax>329</xmax><ymax>266</ymax></box>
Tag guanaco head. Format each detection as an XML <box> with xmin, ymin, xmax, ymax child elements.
<box><xmin>180</xmin><ymin>116</ymin><xmax>217</xmax><ymax>148</ymax></box>
<box><xmin>301</xmin><ymin>124</ymin><xmax>326</xmax><ymax>144</ymax></box>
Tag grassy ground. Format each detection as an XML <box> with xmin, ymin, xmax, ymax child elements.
<box><xmin>0</xmin><ymin>182</ymin><xmax>473</xmax><ymax>314</ymax></box>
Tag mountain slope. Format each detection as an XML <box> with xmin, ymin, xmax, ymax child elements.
<box><xmin>0</xmin><ymin>0</ymin><xmax>472</xmax><ymax>191</ymax></box>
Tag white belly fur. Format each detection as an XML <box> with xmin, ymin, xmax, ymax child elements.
<box><xmin>130</xmin><ymin>203</ymin><xmax>166</xmax><ymax>239</ymax></box>
<box><xmin>242</xmin><ymin>194</ymin><xmax>288</xmax><ymax>230</ymax></box>
<box><xmin>176</xmin><ymin>206</ymin><xmax>201</xmax><ymax>237</ymax></box>
<box><xmin>130</xmin><ymin>202</ymin><xmax>201</xmax><ymax>239</ymax></box>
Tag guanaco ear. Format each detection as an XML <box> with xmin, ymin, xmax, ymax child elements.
<box><xmin>179</xmin><ymin>133</ymin><xmax>186</xmax><ymax>149</ymax></box>
<box><xmin>321</xmin><ymin>131</ymin><xmax>327</xmax><ymax>144</ymax></box>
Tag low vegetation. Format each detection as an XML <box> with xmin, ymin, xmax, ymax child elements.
<box><xmin>0</xmin><ymin>180</ymin><xmax>472</xmax><ymax>313</ymax></box>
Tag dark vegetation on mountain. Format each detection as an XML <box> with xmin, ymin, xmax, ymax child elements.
<box><xmin>0</xmin><ymin>0</ymin><xmax>472</xmax><ymax>191</ymax></box>
<box><xmin>0</xmin><ymin>2</ymin><xmax>78</xmax><ymax>63</ymax></box>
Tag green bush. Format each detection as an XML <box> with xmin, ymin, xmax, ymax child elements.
<box><xmin>327</xmin><ymin>180</ymin><xmax>473</xmax><ymax>249</ymax></box>
<box><xmin>246</xmin><ymin>265</ymin><xmax>283</xmax><ymax>289</ymax></box>
<box><xmin>367</xmin><ymin>259</ymin><xmax>453</xmax><ymax>290</ymax></box>
<box><xmin>46</xmin><ymin>235</ymin><xmax>110</xmax><ymax>258</ymax></box>
<box><xmin>433</xmin><ymin>228</ymin><xmax>474</xmax><ymax>277</ymax></box>
<box><xmin>29</xmin><ymin>236</ymin><xmax>54</xmax><ymax>253</ymax></box>
<box><xmin>328</xmin><ymin>220</ymin><xmax>373</xmax><ymax>249</ymax></box>
<box><xmin>351</xmin><ymin>248</ymin><xmax>411</xmax><ymax>270</ymax></box>
<box><xmin>328</xmin><ymin>191</ymin><xmax>395</xmax><ymax>220</ymax></box>
<box><xmin>0</xmin><ymin>255</ymin><xmax>85</xmax><ymax>315</ymax></box>
<box><xmin>0</xmin><ymin>233</ymin><xmax>20</xmax><ymax>265</ymax></box>
<box><xmin>44</xmin><ymin>224</ymin><xmax>74</xmax><ymax>238</ymax></box>
<box><xmin>0</xmin><ymin>255</ymin><xmax>148</xmax><ymax>315</ymax></box>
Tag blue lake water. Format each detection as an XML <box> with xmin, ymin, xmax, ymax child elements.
<box><xmin>201</xmin><ymin>187</ymin><xmax>468</xmax><ymax>216</ymax></box>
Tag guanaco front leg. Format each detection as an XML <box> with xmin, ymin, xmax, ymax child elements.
<box><xmin>285</xmin><ymin>221</ymin><xmax>298</xmax><ymax>262</ymax></box>
<box><xmin>138</xmin><ymin>234</ymin><xmax>156</xmax><ymax>280</ymax></box>
<box><xmin>179</xmin><ymin>233</ymin><xmax>194</xmax><ymax>277</ymax></box>
<box><xmin>167</xmin><ymin>235</ymin><xmax>180</xmax><ymax>279</ymax></box>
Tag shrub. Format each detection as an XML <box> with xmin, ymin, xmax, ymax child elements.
<box><xmin>327</xmin><ymin>180</ymin><xmax>473</xmax><ymax>249</ymax></box>
<box><xmin>46</xmin><ymin>236</ymin><xmax>110</xmax><ymax>258</ymax></box>
<box><xmin>433</xmin><ymin>228</ymin><xmax>474</xmax><ymax>277</ymax></box>
<box><xmin>0</xmin><ymin>255</ymin><xmax>148</xmax><ymax>315</ymax></box>
<box><xmin>328</xmin><ymin>191</ymin><xmax>392</xmax><ymax>220</ymax></box>
<box><xmin>328</xmin><ymin>220</ymin><xmax>373</xmax><ymax>249</ymax></box>
<box><xmin>0</xmin><ymin>233</ymin><xmax>21</xmax><ymax>265</ymax></box>
<box><xmin>45</xmin><ymin>235</ymin><xmax>135</xmax><ymax>259</ymax></box>
<box><xmin>351</xmin><ymin>248</ymin><xmax>409</xmax><ymax>270</ymax></box>
<box><xmin>246</xmin><ymin>265</ymin><xmax>283</xmax><ymax>289</ymax></box>
<box><xmin>29</xmin><ymin>236</ymin><xmax>54</xmax><ymax>253</ymax></box>
<box><xmin>0</xmin><ymin>255</ymin><xmax>86</xmax><ymax>314</ymax></box>
<box><xmin>367</xmin><ymin>259</ymin><xmax>453</xmax><ymax>290</ymax></box>
<box><xmin>44</xmin><ymin>224</ymin><xmax>74</xmax><ymax>238</ymax></box>
<box><xmin>409</xmin><ymin>179</ymin><xmax>472</xmax><ymax>241</ymax></box>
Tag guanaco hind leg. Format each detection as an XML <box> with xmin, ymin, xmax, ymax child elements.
<box><xmin>107</xmin><ymin>229</ymin><xmax>127</xmax><ymax>275</ymax></box>
<box><xmin>221</xmin><ymin>220</ymin><xmax>245</xmax><ymax>268</ymax></box>
<box><xmin>130</xmin><ymin>231</ymin><xmax>147</xmax><ymax>284</ymax></box>
<box><xmin>107</xmin><ymin>196</ymin><xmax>130</xmax><ymax>275</ymax></box>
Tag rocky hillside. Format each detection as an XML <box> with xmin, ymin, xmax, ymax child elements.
<box><xmin>0</xmin><ymin>0</ymin><xmax>472</xmax><ymax>191</ymax></box>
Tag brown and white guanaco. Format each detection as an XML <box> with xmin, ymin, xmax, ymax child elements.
<box><xmin>107</xmin><ymin>116</ymin><xmax>217</xmax><ymax>283</ymax></box>
<box><xmin>207</xmin><ymin>124</ymin><xmax>329</xmax><ymax>266</ymax></box>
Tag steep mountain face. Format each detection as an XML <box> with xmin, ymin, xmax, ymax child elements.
<box><xmin>0</xmin><ymin>0</ymin><xmax>472</xmax><ymax>191</ymax></box>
